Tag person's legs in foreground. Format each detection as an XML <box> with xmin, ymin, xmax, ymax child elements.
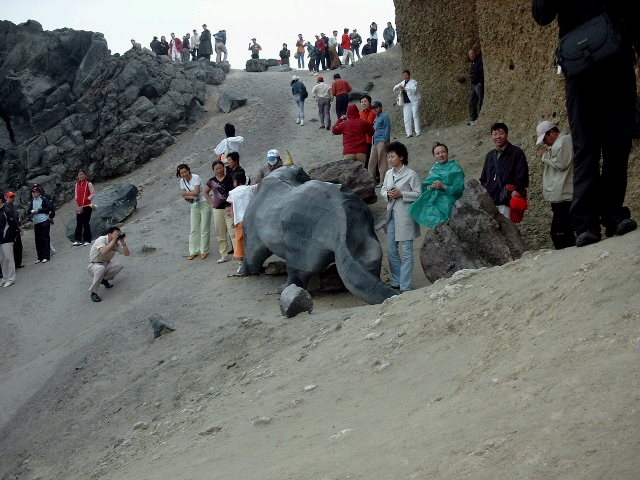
<box><xmin>88</xmin><ymin>261</ymin><xmax>123</xmax><ymax>301</ymax></box>
<box><xmin>0</xmin><ymin>243</ymin><xmax>16</xmax><ymax>286</ymax></box>
<box><xmin>213</xmin><ymin>208</ymin><xmax>229</xmax><ymax>260</ymax></box>
<box><xmin>550</xmin><ymin>201</ymin><xmax>576</xmax><ymax>249</ymax></box>
<box><xmin>199</xmin><ymin>201</ymin><xmax>212</xmax><ymax>257</ymax></box>
<box><xmin>386</xmin><ymin>212</ymin><xmax>401</xmax><ymax>288</ymax></box>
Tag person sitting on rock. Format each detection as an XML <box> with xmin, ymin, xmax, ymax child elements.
<box><xmin>362</xmin><ymin>38</ymin><xmax>373</xmax><ymax>56</ymax></box>
<box><xmin>248</xmin><ymin>38</ymin><xmax>262</xmax><ymax>59</ymax></box>
<box><xmin>279</xmin><ymin>43</ymin><xmax>290</xmax><ymax>65</ymax></box>
<box><xmin>130</xmin><ymin>39</ymin><xmax>141</xmax><ymax>50</ymax></box>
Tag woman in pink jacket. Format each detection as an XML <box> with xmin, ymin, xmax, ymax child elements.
<box><xmin>73</xmin><ymin>170</ymin><xmax>96</xmax><ymax>246</ymax></box>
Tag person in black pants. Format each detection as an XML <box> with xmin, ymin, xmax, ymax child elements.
<box><xmin>4</xmin><ymin>192</ymin><xmax>23</xmax><ymax>267</ymax></box>
<box><xmin>28</xmin><ymin>184</ymin><xmax>53</xmax><ymax>263</ymax></box>
<box><xmin>532</xmin><ymin>0</ymin><xmax>639</xmax><ymax>247</ymax></box>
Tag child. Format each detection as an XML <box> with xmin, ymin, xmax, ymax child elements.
<box><xmin>227</xmin><ymin>172</ymin><xmax>256</xmax><ymax>274</ymax></box>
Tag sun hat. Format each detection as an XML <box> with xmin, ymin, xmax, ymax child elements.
<box><xmin>536</xmin><ymin>120</ymin><xmax>556</xmax><ymax>145</ymax></box>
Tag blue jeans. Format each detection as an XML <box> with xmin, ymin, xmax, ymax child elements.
<box><xmin>297</xmin><ymin>52</ymin><xmax>304</xmax><ymax>69</ymax></box>
<box><xmin>294</xmin><ymin>94</ymin><xmax>305</xmax><ymax>119</ymax></box>
<box><xmin>386</xmin><ymin>211</ymin><xmax>414</xmax><ymax>291</ymax></box>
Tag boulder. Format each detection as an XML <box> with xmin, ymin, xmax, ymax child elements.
<box><xmin>348</xmin><ymin>90</ymin><xmax>370</xmax><ymax>102</ymax></box>
<box><xmin>279</xmin><ymin>284</ymin><xmax>313</xmax><ymax>318</ymax></box>
<box><xmin>418</xmin><ymin>179</ymin><xmax>529</xmax><ymax>282</ymax></box>
<box><xmin>65</xmin><ymin>182</ymin><xmax>138</xmax><ymax>241</ymax></box>
<box><xmin>217</xmin><ymin>90</ymin><xmax>248</xmax><ymax>113</ymax></box>
<box><xmin>363</xmin><ymin>82</ymin><xmax>374</xmax><ymax>92</ymax></box>
<box><xmin>245</xmin><ymin>59</ymin><xmax>268</xmax><ymax>72</ymax></box>
<box><xmin>307</xmin><ymin>159</ymin><xmax>377</xmax><ymax>204</ymax></box>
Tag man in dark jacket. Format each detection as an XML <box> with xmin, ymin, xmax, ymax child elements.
<box><xmin>532</xmin><ymin>0</ymin><xmax>639</xmax><ymax>246</ymax></box>
<box><xmin>150</xmin><ymin>36</ymin><xmax>160</xmax><ymax>54</ymax></box>
<box><xmin>198</xmin><ymin>24</ymin><xmax>213</xmax><ymax>60</ymax></box>
<box><xmin>480</xmin><ymin>123</ymin><xmax>529</xmax><ymax>220</ymax></box>
<box><xmin>5</xmin><ymin>191</ymin><xmax>23</xmax><ymax>268</ymax></box>
<box><xmin>467</xmin><ymin>48</ymin><xmax>484</xmax><ymax>126</ymax></box>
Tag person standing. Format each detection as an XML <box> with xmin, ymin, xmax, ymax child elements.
<box><xmin>191</xmin><ymin>29</ymin><xmax>200</xmax><ymax>60</ymax></box>
<box><xmin>87</xmin><ymin>226</ymin><xmax>130</xmax><ymax>302</ymax></box>
<box><xmin>204</xmin><ymin>160</ymin><xmax>236</xmax><ymax>263</ymax></box>
<box><xmin>383</xmin><ymin>22</ymin><xmax>396</xmax><ymax>48</ymax></box>
<box><xmin>359</xmin><ymin>95</ymin><xmax>377</xmax><ymax>165</ymax></box>
<box><xmin>536</xmin><ymin>120</ymin><xmax>575</xmax><ymax>249</ymax></box>
<box><xmin>341</xmin><ymin>28</ymin><xmax>354</xmax><ymax>66</ymax></box>
<box><xmin>198</xmin><ymin>25</ymin><xmax>213</xmax><ymax>60</ymax></box>
<box><xmin>479</xmin><ymin>122</ymin><xmax>529</xmax><ymax>220</ymax></box>
<box><xmin>150</xmin><ymin>36</ymin><xmax>160</xmax><ymax>54</ymax></box>
<box><xmin>532</xmin><ymin>1</ymin><xmax>639</xmax><ymax>247</ymax></box>
<box><xmin>177</xmin><ymin>164</ymin><xmax>211</xmax><ymax>260</ymax></box>
<box><xmin>28</xmin><ymin>184</ymin><xmax>53</xmax><ymax>264</ymax></box>
<box><xmin>370</xmin><ymin>22</ymin><xmax>379</xmax><ymax>53</ymax></box>
<box><xmin>291</xmin><ymin>75</ymin><xmax>307</xmax><ymax>126</ymax></box>
<box><xmin>168</xmin><ymin>33</ymin><xmax>183</xmax><ymax>62</ymax></box>
<box><xmin>331</xmin><ymin>73</ymin><xmax>352</xmax><ymax>119</ymax></box>
<box><xmin>380</xmin><ymin>142</ymin><xmax>422</xmax><ymax>293</ymax></box>
<box><xmin>0</xmin><ymin>193</ymin><xmax>17</xmax><ymax>287</ymax></box>
<box><xmin>350</xmin><ymin>29</ymin><xmax>363</xmax><ymax>60</ymax></box>
<box><xmin>73</xmin><ymin>170</ymin><xmax>95</xmax><ymax>246</ymax></box>
<box><xmin>227</xmin><ymin>171</ymin><xmax>256</xmax><ymax>274</ymax></box>
<box><xmin>312</xmin><ymin>76</ymin><xmax>333</xmax><ymax>130</ymax></box>
<box><xmin>158</xmin><ymin>36</ymin><xmax>169</xmax><ymax>56</ymax></box>
<box><xmin>319</xmin><ymin>33</ymin><xmax>330</xmax><ymax>70</ymax></box>
<box><xmin>467</xmin><ymin>48</ymin><xmax>484</xmax><ymax>126</ymax></box>
<box><xmin>248</xmin><ymin>38</ymin><xmax>262</xmax><ymax>59</ymax></box>
<box><xmin>327</xmin><ymin>31</ymin><xmax>341</xmax><ymax>69</ymax></box>
<box><xmin>214</xmin><ymin>29</ymin><xmax>228</xmax><ymax>63</ymax></box>
<box><xmin>393</xmin><ymin>70</ymin><xmax>422</xmax><ymax>138</ymax></box>
<box><xmin>295</xmin><ymin>34</ymin><xmax>306</xmax><ymax>69</ymax></box>
<box><xmin>279</xmin><ymin>43</ymin><xmax>291</xmax><ymax>65</ymax></box>
<box><xmin>368</xmin><ymin>101</ymin><xmax>391</xmax><ymax>186</ymax></box>
<box><xmin>4</xmin><ymin>192</ymin><xmax>23</xmax><ymax>269</ymax></box>
<box><xmin>182</xmin><ymin>33</ymin><xmax>191</xmax><ymax>63</ymax></box>
<box><xmin>214</xmin><ymin>123</ymin><xmax>244</xmax><ymax>160</ymax></box>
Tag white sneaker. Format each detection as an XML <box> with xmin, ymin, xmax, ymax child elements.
<box><xmin>300</xmin><ymin>119</ymin><xmax>304</xmax><ymax>126</ymax></box>
<box><xmin>237</xmin><ymin>262</ymin><xmax>243</xmax><ymax>274</ymax></box>
<box><xmin>72</xmin><ymin>241</ymin><xmax>82</xmax><ymax>246</ymax></box>
<box><xmin>42</xmin><ymin>259</ymin><xmax>48</xmax><ymax>263</ymax></box>
<box><xmin>217</xmin><ymin>257</ymin><xmax>229</xmax><ymax>263</ymax></box>
<box><xmin>83</xmin><ymin>241</ymin><xmax>91</xmax><ymax>246</ymax></box>
<box><xmin>467</xmin><ymin>120</ymin><xmax>476</xmax><ymax>126</ymax></box>
<box><xmin>295</xmin><ymin>117</ymin><xmax>300</xmax><ymax>124</ymax></box>
<box><xmin>2</xmin><ymin>280</ymin><xmax>14</xmax><ymax>288</ymax></box>
<box><xmin>35</xmin><ymin>260</ymin><xmax>41</xmax><ymax>264</ymax></box>
<box><xmin>406</xmin><ymin>134</ymin><xmax>413</xmax><ymax>138</ymax></box>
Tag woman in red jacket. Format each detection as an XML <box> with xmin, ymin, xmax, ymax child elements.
<box><xmin>73</xmin><ymin>170</ymin><xmax>96</xmax><ymax>246</ymax></box>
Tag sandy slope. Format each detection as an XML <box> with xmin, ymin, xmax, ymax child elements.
<box><xmin>1</xmin><ymin>47</ymin><xmax>639</xmax><ymax>480</ymax></box>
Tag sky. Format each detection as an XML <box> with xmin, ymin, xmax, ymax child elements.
<box><xmin>1</xmin><ymin>0</ymin><xmax>396</xmax><ymax>67</ymax></box>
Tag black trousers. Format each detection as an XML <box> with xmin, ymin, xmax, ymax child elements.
<box><xmin>565</xmin><ymin>51</ymin><xmax>636</xmax><ymax>235</ymax></box>
<box><xmin>550</xmin><ymin>201</ymin><xmax>575</xmax><ymax>249</ymax></box>
<box><xmin>335</xmin><ymin>94</ymin><xmax>349</xmax><ymax>119</ymax></box>
<box><xmin>34</xmin><ymin>220</ymin><xmax>51</xmax><ymax>261</ymax></box>
<box><xmin>75</xmin><ymin>206</ymin><xmax>93</xmax><ymax>243</ymax></box>
<box><xmin>13</xmin><ymin>233</ymin><xmax>23</xmax><ymax>267</ymax></box>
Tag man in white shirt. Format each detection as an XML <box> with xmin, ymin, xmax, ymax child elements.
<box><xmin>87</xmin><ymin>226</ymin><xmax>130</xmax><ymax>302</ymax></box>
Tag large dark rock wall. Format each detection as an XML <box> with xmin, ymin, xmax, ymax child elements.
<box><xmin>0</xmin><ymin>20</ymin><xmax>222</xmax><ymax>203</ymax></box>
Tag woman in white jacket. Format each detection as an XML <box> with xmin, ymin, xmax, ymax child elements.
<box><xmin>393</xmin><ymin>70</ymin><xmax>422</xmax><ymax>138</ymax></box>
<box><xmin>380</xmin><ymin>141</ymin><xmax>422</xmax><ymax>292</ymax></box>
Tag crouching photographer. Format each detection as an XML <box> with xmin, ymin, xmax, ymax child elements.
<box><xmin>87</xmin><ymin>226</ymin><xmax>130</xmax><ymax>302</ymax></box>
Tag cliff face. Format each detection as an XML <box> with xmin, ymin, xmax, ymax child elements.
<box><xmin>395</xmin><ymin>0</ymin><xmax>639</xmax><ymax>231</ymax></box>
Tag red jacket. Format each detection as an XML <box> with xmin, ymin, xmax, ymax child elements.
<box><xmin>169</xmin><ymin>38</ymin><xmax>183</xmax><ymax>55</ymax></box>
<box><xmin>315</xmin><ymin>38</ymin><xmax>326</xmax><ymax>53</ymax></box>
<box><xmin>341</xmin><ymin>34</ymin><xmax>351</xmax><ymax>50</ymax></box>
<box><xmin>332</xmin><ymin>104</ymin><xmax>375</xmax><ymax>155</ymax></box>
<box><xmin>331</xmin><ymin>78</ymin><xmax>352</xmax><ymax>97</ymax></box>
<box><xmin>359</xmin><ymin>107</ymin><xmax>376</xmax><ymax>144</ymax></box>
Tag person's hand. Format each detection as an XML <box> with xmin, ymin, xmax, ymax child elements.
<box><xmin>538</xmin><ymin>146</ymin><xmax>548</xmax><ymax>157</ymax></box>
<box><xmin>512</xmin><ymin>190</ymin><xmax>522</xmax><ymax>198</ymax></box>
<box><xmin>431</xmin><ymin>180</ymin><xmax>444</xmax><ymax>190</ymax></box>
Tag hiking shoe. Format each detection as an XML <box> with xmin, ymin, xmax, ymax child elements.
<box><xmin>101</xmin><ymin>279</ymin><xmax>113</xmax><ymax>288</ymax></box>
<box><xmin>217</xmin><ymin>257</ymin><xmax>229</xmax><ymax>263</ymax></box>
<box><xmin>575</xmin><ymin>230</ymin><xmax>601</xmax><ymax>247</ymax></box>
<box><xmin>91</xmin><ymin>292</ymin><xmax>102</xmax><ymax>302</ymax></box>
<box><xmin>606</xmin><ymin>218</ymin><xmax>637</xmax><ymax>237</ymax></box>
<box><xmin>72</xmin><ymin>241</ymin><xmax>82</xmax><ymax>246</ymax></box>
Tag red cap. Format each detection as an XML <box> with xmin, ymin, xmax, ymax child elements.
<box><xmin>6</xmin><ymin>191</ymin><xmax>15</xmax><ymax>198</ymax></box>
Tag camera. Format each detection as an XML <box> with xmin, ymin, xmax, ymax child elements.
<box><xmin>117</xmin><ymin>232</ymin><xmax>126</xmax><ymax>239</ymax></box>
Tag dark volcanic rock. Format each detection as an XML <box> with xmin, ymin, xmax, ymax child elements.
<box><xmin>217</xmin><ymin>90</ymin><xmax>248</xmax><ymax>113</ymax></box>
<box><xmin>0</xmin><ymin>20</ymin><xmax>219</xmax><ymax>203</ymax></box>
<box><xmin>245</xmin><ymin>59</ymin><xmax>268</xmax><ymax>72</ymax></box>
<box><xmin>279</xmin><ymin>284</ymin><xmax>313</xmax><ymax>318</ymax></box>
<box><xmin>307</xmin><ymin>159</ymin><xmax>377</xmax><ymax>205</ymax></box>
<box><xmin>418</xmin><ymin>179</ymin><xmax>529</xmax><ymax>282</ymax></box>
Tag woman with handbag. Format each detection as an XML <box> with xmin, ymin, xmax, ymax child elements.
<box><xmin>177</xmin><ymin>164</ymin><xmax>211</xmax><ymax>260</ymax></box>
<box><xmin>380</xmin><ymin>142</ymin><xmax>422</xmax><ymax>293</ymax></box>
<box><xmin>204</xmin><ymin>160</ymin><xmax>236</xmax><ymax>263</ymax></box>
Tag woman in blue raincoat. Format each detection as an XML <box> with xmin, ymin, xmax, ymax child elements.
<box><xmin>408</xmin><ymin>142</ymin><xmax>465</xmax><ymax>228</ymax></box>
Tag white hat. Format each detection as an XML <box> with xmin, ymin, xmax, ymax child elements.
<box><xmin>536</xmin><ymin>120</ymin><xmax>556</xmax><ymax>145</ymax></box>
<box><xmin>267</xmin><ymin>149</ymin><xmax>279</xmax><ymax>165</ymax></box>
<box><xmin>291</xmin><ymin>75</ymin><xmax>299</xmax><ymax>81</ymax></box>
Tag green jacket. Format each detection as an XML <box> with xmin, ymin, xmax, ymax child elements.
<box><xmin>408</xmin><ymin>159</ymin><xmax>465</xmax><ymax>228</ymax></box>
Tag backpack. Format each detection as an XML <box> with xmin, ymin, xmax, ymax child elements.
<box><xmin>218</xmin><ymin>31</ymin><xmax>227</xmax><ymax>44</ymax></box>
<box><xmin>300</xmin><ymin>83</ymin><xmax>308</xmax><ymax>100</ymax></box>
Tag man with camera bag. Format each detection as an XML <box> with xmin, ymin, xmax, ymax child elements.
<box><xmin>87</xmin><ymin>226</ymin><xmax>130</xmax><ymax>302</ymax></box>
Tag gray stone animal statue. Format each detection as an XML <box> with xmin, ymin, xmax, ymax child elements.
<box><xmin>241</xmin><ymin>165</ymin><xmax>397</xmax><ymax>305</ymax></box>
